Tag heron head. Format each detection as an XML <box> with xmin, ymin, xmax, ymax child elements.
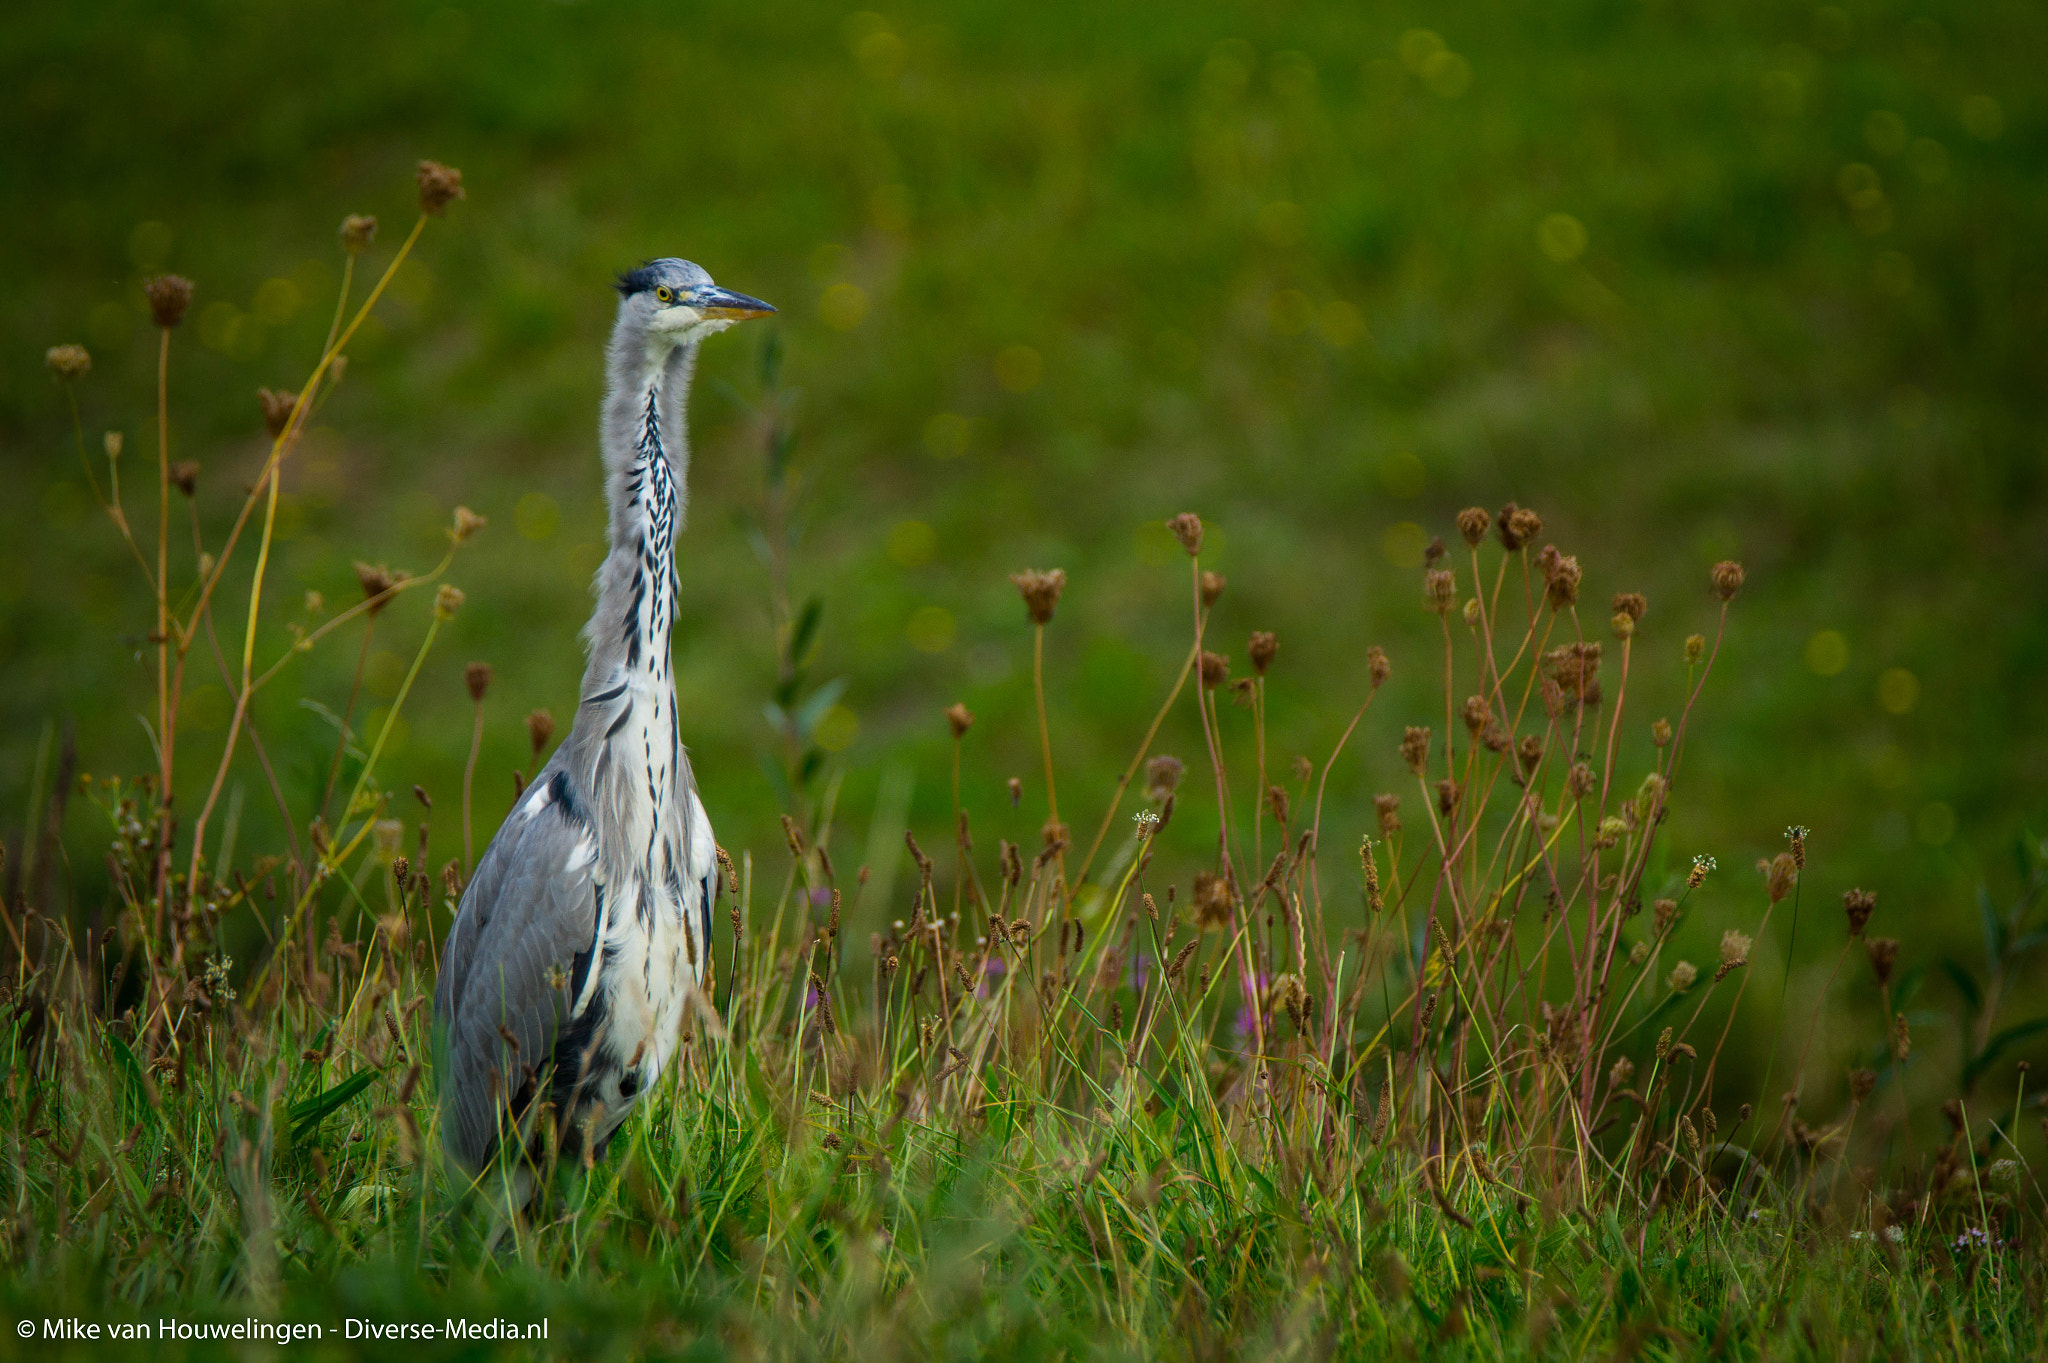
<box><xmin>615</xmin><ymin>258</ymin><xmax>775</xmax><ymax>347</ymax></box>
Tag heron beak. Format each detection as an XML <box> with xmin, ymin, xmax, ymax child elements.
<box><xmin>692</xmin><ymin>286</ymin><xmax>777</xmax><ymax>321</ymax></box>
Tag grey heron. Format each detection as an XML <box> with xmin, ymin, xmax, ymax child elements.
<box><xmin>434</xmin><ymin>259</ymin><xmax>773</xmax><ymax>1190</ymax></box>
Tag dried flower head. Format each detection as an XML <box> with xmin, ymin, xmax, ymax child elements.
<box><xmin>434</xmin><ymin>583</ymin><xmax>466</xmax><ymax>620</ymax></box>
<box><xmin>1651</xmin><ymin>717</ymin><xmax>1673</xmax><ymax>747</ymax></box>
<box><xmin>1687</xmin><ymin>854</ymin><xmax>1716</xmax><ymax>889</ymax></box>
<box><xmin>946</xmin><ymin>702</ymin><xmax>974</xmax><ymax>738</ymax></box>
<box><xmin>1496</xmin><ymin>504</ymin><xmax>1541</xmax><ymax>552</ymax></box>
<box><xmin>1435</xmin><ymin>778</ymin><xmax>1459</xmax><ymax>818</ymax></box>
<box><xmin>1760</xmin><ymin>851</ymin><xmax>1797</xmax><ymax>904</ymax></box>
<box><xmin>1145</xmin><ymin>755</ymin><xmax>1185</xmax><ymax>802</ymax></box>
<box><xmin>1424</xmin><ymin>568</ymin><xmax>1456</xmax><ymax>615</ymax></box>
<box><xmin>1543</xmin><ymin>552</ymin><xmax>1582</xmax><ymax>611</ymax></box>
<box><xmin>1366</xmin><ymin>645</ymin><xmax>1391</xmax><ymax>689</ymax></box>
<box><xmin>1786</xmin><ymin>825</ymin><xmax>1809</xmax><ymax>869</ymax></box>
<box><xmin>1360</xmin><ymin>836</ymin><xmax>1383</xmax><ymax>913</ymax></box>
<box><xmin>340</xmin><ymin>214</ymin><xmax>378</xmax><ymax>254</ymax></box>
<box><xmin>1424</xmin><ymin>537</ymin><xmax>1447</xmax><ymax>567</ymax></box>
<box><xmin>1628</xmin><ymin>940</ymin><xmax>1650</xmax><ymax>967</ymax></box>
<box><xmin>1166</xmin><ymin>512</ymin><xmax>1203</xmax><ymax>556</ymax></box>
<box><xmin>1566</xmin><ymin>762</ymin><xmax>1595</xmax><ymax>799</ymax></box>
<box><xmin>1247</xmin><ymin>631</ymin><xmax>1278</xmax><ymax>675</ymax></box>
<box><xmin>1610</xmin><ymin>611</ymin><xmax>1634</xmax><ymax>641</ymax></box>
<box><xmin>1668</xmin><ymin>960</ymin><xmax>1697</xmax><ymax>992</ymax></box>
<box><xmin>464</xmin><ymin>661</ymin><xmax>492</xmax><ymax>703</ymax></box>
<box><xmin>1653</xmin><ymin>898</ymin><xmax>1679</xmax><ymax>936</ymax></box>
<box><xmin>1843</xmin><ymin>888</ymin><xmax>1876</xmax><ymax>937</ymax></box>
<box><xmin>1517</xmin><ymin>733</ymin><xmax>1543</xmax><ymax>775</ymax></box>
<box><xmin>353</xmin><ymin>561</ymin><xmax>407</xmax><ymax>614</ymax></box>
<box><xmin>44</xmin><ymin>345</ymin><xmax>91</xmax><ymax>382</ymax></box>
<box><xmin>1010</xmin><ymin>568</ymin><xmax>1067</xmax><ymax>624</ymax></box>
<box><xmin>145</xmin><ymin>275</ymin><xmax>194</xmax><ymax>329</ymax></box>
<box><xmin>1459</xmin><ymin>694</ymin><xmax>1487</xmax><ymax>736</ymax></box>
<box><xmin>1719</xmin><ymin>929</ymin><xmax>1752</xmax><ymax>968</ymax></box>
<box><xmin>416</xmin><ymin>160</ymin><xmax>466</xmax><ymax>217</ymax></box>
<box><xmin>1685</xmin><ymin>633</ymin><xmax>1706</xmax><ymax>664</ymax></box>
<box><xmin>104</xmin><ymin>431</ymin><xmax>123</xmax><ymax>459</ymax></box>
<box><xmin>1191</xmin><ymin>871</ymin><xmax>1235</xmax><ymax>930</ymax></box>
<box><xmin>527</xmin><ymin>708</ymin><xmax>555</xmax><ymax>757</ymax></box>
<box><xmin>1457</xmin><ymin>507</ymin><xmax>1491</xmax><ymax>547</ymax></box>
<box><xmin>169</xmin><ymin>460</ymin><xmax>200</xmax><ymax>497</ymax></box>
<box><xmin>1200</xmin><ymin>570</ymin><xmax>1226</xmax><ymax>607</ymax></box>
<box><xmin>1849</xmin><ymin>1068</ymin><xmax>1876</xmax><ymax>1104</ymax></box>
<box><xmin>1199</xmin><ymin>651</ymin><xmax>1229</xmax><ymax>689</ymax></box>
<box><xmin>1892</xmin><ymin>1012</ymin><xmax>1910</xmax><ymax>1060</ymax></box>
<box><xmin>1399</xmin><ymin>726</ymin><xmax>1431</xmax><ymax>776</ymax></box>
<box><xmin>451</xmin><ymin>505</ymin><xmax>487</xmax><ymax>543</ymax></box>
<box><xmin>257</xmin><ymin>387</ymin><xmax>298</xmax><ymax>438</ymax></box>
<box><xmin>1710</xmin><ymin>559</ymin><xmax>1745</xmax><ymax>602</ymax></box>
<box><xmin>1610</xmin><ymin>1055</ymin><xmax>1635</xmax><ymax>1089</ymax></box>
<box><xmin>1612</xmin><ymin>592</ymin><xmax>1647</xmax><ymax>623</ymax></box>
<box><xmin>1867</xmin><ymin>936</ymin><xmax>1899</xmax><ymax>988</ymax></box>
<box><xmin>1374</xmin><ymin>793</ymin><xmax>1401</xmax><ymax>836</ymax></box>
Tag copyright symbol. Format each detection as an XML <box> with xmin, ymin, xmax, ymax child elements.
<box><xmin>17</xmin><ymin>1320</ymin><xmax>34</xmax><ymax>1338</ymax></box>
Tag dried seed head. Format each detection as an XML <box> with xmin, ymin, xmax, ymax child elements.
<box><xmin>452</xmin><ymin>505</ymin><xmax>488</xmax><ymax>543</ymax></box>
<box><xmin>145</xmin><ymin>275</ymin><xmax>194</xmax><ymax>329</ymax></box>
<box><xmin>1145</xmin><ymin>754</ymin><xmax>1184</xmax><ymax>801</ymax></box>
<box><xmin>1843</xmin><ymin>888</ymin><xmax>1876</xmax><ymax>937</ymax></box>
<box><xmin>1399</xmin><ymin>726</ymin><xmax>1431</xmax><ymax>776</ymax></box>
<box><xmin>1199</xmin><ymin>651</ymin><xmax>1229</xmax><ymax>689</ymax></box>
<box><xmin>434</xmin><ymin>583</ymin><xmax>465</xmax><ymax>620</ymax></box>
<box><xmin>1760</xmin><ymin>852</ymin><xmax>1797</xmax><ymax>904</ymax></box>
<box><xmin>1266</xmin><ymin>784</ymin><xmax>1289</xmax><ymax>825</ymax></box>
<box><xmin>1628</xmin><ymin>940</ymin><xmax>1649</xmax><ymax>966</ymax></box>
<box><xmin>1685</xmin><ymin>633</ymin><xmax>1706</xmax><ymax>664</ymax></box>
<box><xmin>1543</xmin><ymin>552</ymin><xmax>1582</xmax><ymax>611</ymax></box>
<box><xmin>1687</xmin><ymin>854</ymin><xmax>1716</xmax><ymax>889</ymax></box>
<box><xmin>1010</xmin><ymin>568</ymin><xmax>1066</xmax><ymax>624</ymax></box>
<box><xmin>1656</xmin><ymin>1026</ymin><xmax>1673</xmax><ymax>1060</ymax></box>
<box><xmin>416</xmin><ymin>160</ymin><xmax>466</xmax><ymax>216</ymax></box>
<box><xmin>1653</xmin><ymin>899</ymin><xmax>1678</xmax><ymax>936</ymax></box>
<box><xmin>1611</xmin><ymin>592</ymin><xmax>1647</xmax><ymax>623</ymax></box>
<box><xmin>941</xmin><ymin>702</ymin><xmax>975</xmax><ymax>739</ymax></box>
<box><xmin>1668</xmin><ymin>960</ymin><xmax>1697</xmax><ymax>991</ymax></box>
<box><xmin>1366</xmin><ymin>645</ymin><xmax>1391</xmax><ymax>689</ymax></box>
<box><xmin>1374</xmin><ymin>793</ymin><xmax>1401</xmax><ymax>836</ymax></box>
<box><xmin>1566</xmin><ymin>762</ymin><xmax>1595</xmax><ymax>799</ymax></box>
<box><xmin>1247</xmin><ymin>631</ymin><xmax>1278</xmax><ymax>675</ymax></box>
<box><xmin>1007</xmin><ymin>776</ymin><xmax>1023</xmax><ymax>807</ymax></box>
<box><xmin>524</xmin><ymin>708</ymin><xmax>554</xmax><ymax>759</ymax></box>
<box><xmin>1867</xmin><ymin>936</ymin><xmax>1899</xmax><ymax>988</ymax></box>
<box><xmin>1517</xmin><ymin>733</ymin><xmax>1543</xmax><ymax>774</ymax></box>
<box><xmin>1497</xmin><ymin>503</ymin><xmax>1541</xmax><ymax>551</ymax></box>
<box><xmin>1849</xmin><ymin>1068</ymin><xmax>1876</xmax><ymax>1104</ymax></box>
<box><xmin>257</xmin><ymin>387</ymin><xmax>297</xmax><ymax>438</ymax></box>
<box><xmin>464</xmin><ymin>661</ymin><xmax>492</xmax><ymax>702</ymax></box>
<box><xmin>1786</xmin><ymin>825</ymin><xmax>1809</xmax><ymax>869</ymax></box>
<box><xmin>1360</xmin><ymin>836</ymin><xmax>1383</xmax><ymax>913</ymax></box>
<box><xmin>1610</xmin><ymin>1055</ymin><xmax>1634</xmax><ymax>1089</ymax></box>
<box><xmin>1461</xmin><ymin>694</ymin><xmax>1488</xmax><ymax>735</ymax></box>
<box><xmin>1610</xmin><ymin>612</ymin><xmax>1634</xmax><ymax>641</ymax></box>
<box><xmin>1456</xmin><ymin>507</ymin><xmax>1490</xmax><ymax>547</ymax></box>
<box><xmin>1424</xmin><ymin>537</ymin><xmax>1447</xmax><ymax>567</ymax></box>
<box><xmin>1435</xmin><ymin>779</ymin><xmax>1459</xmax><ymax>818</ymax></box>
<box><xmin>1651</xmin><ymin>717</ymin><xmax>1673</xmax><ymax>747</ymax></box>
<box><xmin>1291</xmin><ymin>754</ymin><xmax>1312</xmax><ymax>783</ymax></box>
<box><xmin>104</xmin><ymin>431</ymin><xmax>123</xmax><ymax>459</ymax></box>
<box><xmin>392</xmin><ymin>854</ymin><xmax>410</xmax><ymax>884</ymax></box>
<box><xmin>1424</xmin><ymin>568</ymin><xmax>1456</xmax><ymax>615</ymax></box>
<box><xmin>354</xmin><ymin>561</ymin><xmax>407</xmax><ymax>614</ymax></box>
<box><xmin>1891</xmin><ymin>1012</ymin><xmax>1910</xmax><ymax>1060</ymax></box>
<box><xmin>1710</xmin><ymin>560</ymin><xmax>1745</xmax><ymax>602</ymax></box>
<box><xmin>340</xmin><ymin>214</ymin><xmax>378</xmax><ymax>254</ymax></box>
<box><xmin>1166</xmin><ymin>512</ymin><xmax>1203</xmax><ymax>556</ymax></box>
<box><xmin>44</xmin><ymin>344</ymin><xmax>91</xmax><ymax>382</ymax></box>
<box><xmin>1191</xmin><ymin>871</ymin><xmax>1235</xmax><ymax>930</ymax></box>
<box><xmin>1200</xmin><ymin>570</ymin><xmax>1226</xmax><ymax>607</ymax></box>
<box><xmin>169</xmin><ymin>460</ymin><xmax>200</xmax><ymax>497</ymax></box>
<box><xmin>1719</xmin><ymin>930</ymin><xmax>1752</xmax><ymax>968</ymax></box>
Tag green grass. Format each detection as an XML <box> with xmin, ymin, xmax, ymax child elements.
<box><xmin>5</xmin><ymin>0</ymin><xmax>2048</xmax><ymax>1354</ymax></box>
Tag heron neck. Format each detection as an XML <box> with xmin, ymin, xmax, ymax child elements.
<box><xmin>585</xmin><ymin>344</ymin><xmax>694</xmax><ymax>693</ymax></box>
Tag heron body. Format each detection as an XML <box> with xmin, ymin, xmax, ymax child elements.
<box><xmin>434</xmin><ymin>260</ymin><xmax>773</xmax><ymax>1182</ymax></box>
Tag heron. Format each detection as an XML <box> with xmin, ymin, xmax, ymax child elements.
<box><xmin>434</xmin><ymin>259</ymin><xmax>774</xmax><ymax>1195</ymax></box>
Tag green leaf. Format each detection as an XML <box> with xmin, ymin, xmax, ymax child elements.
<box><xmin>1964</xmin><ymin>1017</ymin><xmax>2048</xmax><ymax>1090</ymax></box>
<box><xmin>289</xmin><ymin>1068</ymin><xmax>380</xmax><ymax>1138</ymax></box>
<box><xmin>789</xmin><ymin>597</ymin><xmax>823</xmax><ymax>670</ymax></box>
<box><xmin>793</xmin><ymin>677</ymin><xmax>848</xmax><ymax>739</ymax></box>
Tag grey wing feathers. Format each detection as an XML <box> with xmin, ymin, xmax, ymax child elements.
<box><xmin>434</xmin><ymin>779</ymin><xmax>599</xmax><ymax>1172</ymax></box>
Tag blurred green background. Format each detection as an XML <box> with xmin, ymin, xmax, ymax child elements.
<box><xmin>3</xmin><ymin>0</ymin><xmax>2044</xmax><ymax>1053</ymax></box>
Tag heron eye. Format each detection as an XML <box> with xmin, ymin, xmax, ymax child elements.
<box><xmin>655</xmin><ymin>286</ymin><xmax>673</xmax><ymax>303</ymax></box>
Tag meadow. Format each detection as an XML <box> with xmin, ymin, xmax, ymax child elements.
<box><xmin>3</xmin><ymin>0</ymin><xmax>2047</xmax><ymax>1355</ymax></box>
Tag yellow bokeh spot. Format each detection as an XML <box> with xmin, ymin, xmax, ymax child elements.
<box><xmin>1537</xmin><ymin>213</ymin><xmax>1587</xmax><ymax>264</ymax></box>
<box><xmin>1805</xmin><ymin>629</ymin><xmax>1849</xmax><ymax>677</ymax></box>
<box><xmin>886</xmin><ymin>520</ymin><xmax>937</xmax><ymax>568</ymax></box>
<box><xmin>1398</xmin><ymin>29</ymin><xmax>1445</xmax><ymax>74</ymax></box>
<box><xmin>1917</xmin><ymin>801</ymin><xmax>1955</xmax><ymax>845</ymax></box>
<box><xmin>819</xmin><ymin>282</ymin><xmax>869</xmax><ymax>331</ymax></box>
<box><xmin>253</xmin><ymin>277</ymin><xmax>302</xmax><ymax>325</ymax></box>
<box><xmin>1378</xmin><ymin>450</ymin><xmax>1426</xmax><ymax>498</ymax></box>
<box><xmin>994</xmin><ymin>344</ymin><xmax>1043</xmax><ymax>393</ymax></box>
<box><xmin>1877</xmin><ymin>667</ymin><xmax>1920</xmax><ymax>714</ymax></box>
<box><xmin>1421</xmin><ymin>50</ymin><xmax>1471</xmax><ymax>97</ymax></box>
<box><xmin>906</xmin><ymin>605</ymin><xmax>956</xmax><ymax>653</ymax></box>
<box><xmin>815</xmin><ymin>704</ymin><xmax>860</xmax><ymax>753</ymax></box>
<box><xmin>923</xmin><ymin>412</ymin><xmax>971</xmax><ymax>459</ymax></box>
<box><xmin>516</xmin><ymin>491</ymin><xmax>561</xmax><ymax>541</ymax></box>
<box><xmin>1381</xmin><ymin>521</ymin><xmax>1428</xmax><ymax>568</ymax></box>
<box><xmin>1319</xmin><ymin>300</ymin><xmax>1367</xmax><ymax>348</ymax></box>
